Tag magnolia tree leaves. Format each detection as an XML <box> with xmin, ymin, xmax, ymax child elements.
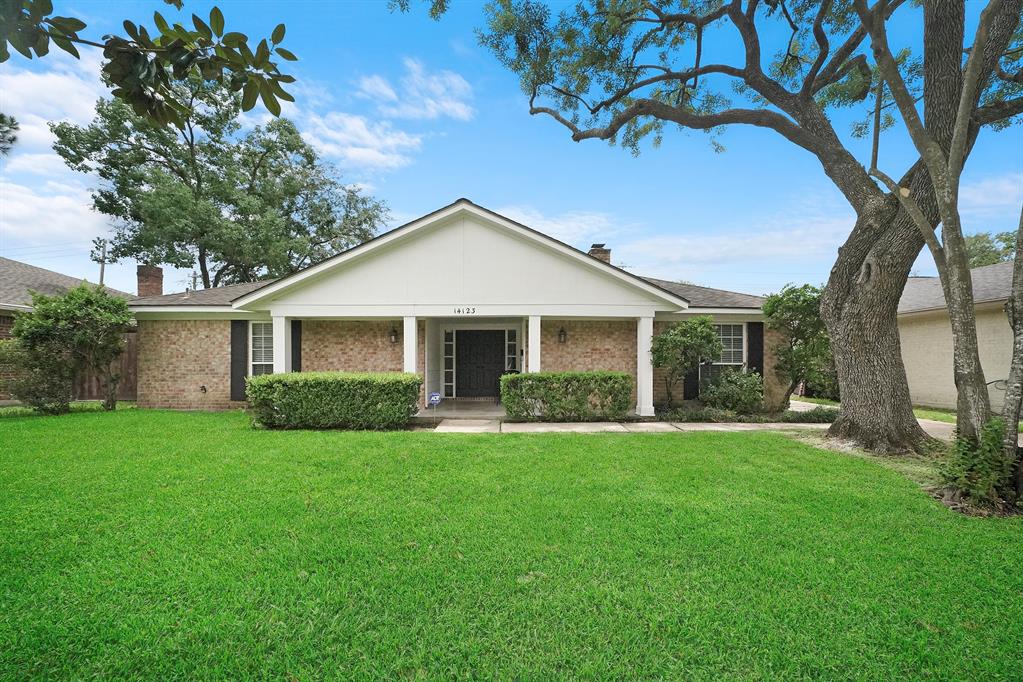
<box><xmin>0</xmin><ymin>0</ymin><xmax>296</xmax><ymax>127</ymax></box>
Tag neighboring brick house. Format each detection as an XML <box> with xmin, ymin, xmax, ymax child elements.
<box><xmin>898</xmin><ymin>261</ymin><xmax>1015</xmax><ymax>411</ymax></box>
<box><xmin>129</xmin><ymin>199</ymin><xmax>785</xmax><ymax>414</ymax></box>
<box><xmin>0</xmin><ymin>257</ymin><xmax>132</xmax><ymax>399</ymax></box>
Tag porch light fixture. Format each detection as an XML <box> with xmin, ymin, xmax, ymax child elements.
<box><xmin>389</xmin><ymin>327</ymin><xmax>398</xmax><ymax>344</ymax></box>
<box><xmin>558</xmin><ymin>327</ymin><xmax>567</xmax><ymax>344</ymax></box>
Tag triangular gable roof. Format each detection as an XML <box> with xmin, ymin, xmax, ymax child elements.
<box><xmin>232</xmin><ymin>199</ymin><xmax>690</xmax><ymax>310</ymax></box>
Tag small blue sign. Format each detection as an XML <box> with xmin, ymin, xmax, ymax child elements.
<box><xmin>428</xmin><ymin>392</ymin><xmax>442</xmax><ymax>406</ymax></box>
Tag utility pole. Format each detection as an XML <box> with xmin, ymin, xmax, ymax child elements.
<box><xmin>190</xmin><ymin>271</ymin><xmax>198</xmax><ymax>291</ymax></box>
<box><xmin>98</xmin><ymin>239</ymin><xmax>107</xmax><ymax>286</ymax></box>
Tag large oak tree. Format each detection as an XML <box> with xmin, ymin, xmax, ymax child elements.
<box><xmin>52</xmin><ymin>80</ymin><xmax>388</xmax><ymax>288</ymax></box>
<box><xmin>405</xmin><ymin>0</ymin><xmax>1023</xmax><ymax>453</ymax></box>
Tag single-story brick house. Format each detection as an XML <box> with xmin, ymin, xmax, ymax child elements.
<box><xmin>898</xmin><ymin>261</ymin><xmax>1015</xmax><ymax>410</ymax></box>
<box><xmin>129</xmin><ymin>199</ymin><xmax>785</xmax><ymax>414</ymax></box>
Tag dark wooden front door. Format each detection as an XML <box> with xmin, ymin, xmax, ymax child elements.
<box><xmin>456</xmin><ymin>330</ymin><xmax>505</xmax><ymax>397</ymax></box>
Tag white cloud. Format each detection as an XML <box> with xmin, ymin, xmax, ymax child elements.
<box><xmin>358</xmin><ymin>58</ymin><xmax>474</xmax><ymax>121</ymax></box>
<box><xmin>493</xmin><ymin>205</ymin><xmax>628</xmax><ymax>246</ymax></box>
<box><xmin>959</xmin><ymin>172</ymin><xmax>1023</xmax><ymax>220</ymax></box>
<box><xmin>356</xmin><ymin>74</ymin><xmax>398</xmax><ymax>103</ymax></box>
<box><xmin>0</xmin><ymin>50</ymin><xmax>105</xmax><ymax>156</ymax></box>
<box><xmin>301</xmin><ymin>111</ymin><xmax>422</xmax><ymax>170</ymax></box>
<box><xmin>611</xmin><ymin>197</ymin><xmax>856</xmax><ymax>287</ymax></box>
<box><xmin>0</xmin><ymin>179</ymin><xmax>108</xmax><ymax>241</ymax></box>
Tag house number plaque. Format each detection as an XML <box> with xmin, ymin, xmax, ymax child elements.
<box><xmin>453</xmin><ymin>307</ymin><xmax>477</xmax><ymax>314</ymax></box>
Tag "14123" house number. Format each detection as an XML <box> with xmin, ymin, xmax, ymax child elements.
<box><xmin>453</xmin><ymin>307</ymin><xmax>477</xmax><ymax>314</ymax></box>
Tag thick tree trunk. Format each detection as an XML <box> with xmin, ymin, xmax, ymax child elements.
<box><xmin>1004</xmin><ymin>216</ymin><xmax>1023</xmax><ymax>498</ymax></box>
<box><xmin>942</xmin><ymin>242</ymin><xmax>991</xmax><ymax>443</ymax></box>
<box><xmin>821</xmin><ymin>196</ymin><xmax>929</xmax><ymax>452</ymax></box>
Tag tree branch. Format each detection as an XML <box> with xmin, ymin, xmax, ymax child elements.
<box><xmin>975</xmin><ymin>95</ymin><xmax>1023</xmax><ymax>124</ymax></box>
<box><xmin>949</xmin><ymin>0</ymin><xmax>1007</xmax><ymax>183</ymax></box>
<box><xmin>802</xmin><ymin>0</ymin><xmax>835</xmax><ymax>96</ymax></box>
<box><xmin>529</xmin><ymin>93</ymin><xmax>822</xmax><ymax>156</ymax></box>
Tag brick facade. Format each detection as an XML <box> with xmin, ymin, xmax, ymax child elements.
<box><xmin>135</xmin><ymin>316</ymin><xmax>783</xmax><ymax>412</ymax></box>
<box><xmin>0</xmin><ymin>314</ymin><xmax>15</xmax><ymax>400</ymax></box>
<box><xmin>302</xmin><ymin>321</ymin><xmax>403</xmax><ymax>372</ymax></box>
<box><xmin>137</xmin><ymin>319</ymin><xmax>245</xmax><ymax>410</ymax></box>
<box><xmin>301</xmin><ymin>319</ymin><xmax>426</xmax><ymax>404</ymax></box>
<box><xmin>761</xmin><ymin>326</ymin><xmax>787</xmax><ymax>411</ymax></box>
<box><xmin>540</xmin><ymin>319</ymin><xmax>638</xmax><ymax>399</ymax></box>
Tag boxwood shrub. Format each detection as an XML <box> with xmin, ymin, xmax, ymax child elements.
<box><xmin>246</xmin><ymin>372</ymin><xmax>422</xmax><ymax>430</ymax></box>
<box><xmin>500</xmin><ymin>371</ymin><xmax>632</xmax><ymax>422</ymax></box>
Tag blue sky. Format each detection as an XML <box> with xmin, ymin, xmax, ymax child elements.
<box><xmin>1</xmin><ymin>1</ymin><xmax>1020</xmax><ymax>296</ymax></box>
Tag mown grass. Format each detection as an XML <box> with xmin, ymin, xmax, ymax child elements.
<box><xmin>1</xmin><ymin>410</ymin><xmax>1021</xmax><ymax>679</ymax></box>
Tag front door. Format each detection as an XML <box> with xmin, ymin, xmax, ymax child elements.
<box><xmin>455</xmin><ymin>330</ymin><xmax>505</xmax><ymax>397</ymax></box>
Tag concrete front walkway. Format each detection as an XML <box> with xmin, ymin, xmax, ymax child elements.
<box><xmin>433</xmin><ymin>419</ymin><xmax>831</xmax><ymax>434</ymax></box>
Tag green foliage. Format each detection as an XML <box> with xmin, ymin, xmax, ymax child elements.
<box><xmin>964</xmin><ymin>231</ymin><xmax>1016</xmax><ymax>267</ymax></box>
<box><xmin>51</xmin><ymin>87</ymin><xmax>387</xmax><ymax>287</ymax></box>
<box><xmin>0</xmin><ymin>337</ymin><xmax>73</xmax><ymax>415</ymax></box>
<box><xmin>0</xmin><ymin>112</ymin><xmax>17</xmax><ymax>155</ymax></box>
<box><xmin>656</xmin><ymin>403</ymin><xmax>838</xmax><ymax>424</ymax></box>
<box><xmin>246</xmin><ymin>372</ymin><xmax>422</xmax><ymax>430</ymax></box>
<box><xmin>651</xmin><ymin>316</ymin><xmax>721</xmax><ymax>408</ymax></box>
<box><xmin>763</xmin><ymin>284</ymin><xmax>834</xmax><ymax>404</ymax></box>
<box><xmin>699</xmin><ymin>368</ymin><xmax>764</xmax><ymax>415</ymax></box>
<box><xmin>500</xmin><ymin>371</ymin><xmax>632</xmax><ymax>422</ymax></box>
<box><xmin>11</xmin><ymin>284</ymin><xmax>132</xmax><ymax>412</ymax></box>
<box><xmin>1</xmin><ymin>0</ymin><xmax>295</xmax><ymax>126</ymax></box>
<box><xmin>942</xmin><ymin>418</ymin><xmax>1016</xmax><ymax>508</ymax></box>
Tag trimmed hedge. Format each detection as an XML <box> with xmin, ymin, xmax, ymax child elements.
<box><xmin>500</xmin><ymin>371</ymin><xmax>632</xmax><ymax>422</ymax></box>
<box><xmin>246</xmin><ymin>371</ymin><xmax>422</xmax><ymax>430</ymax></box>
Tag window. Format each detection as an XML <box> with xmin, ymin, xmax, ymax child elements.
<box><xmin>250</xmin><ymin>321</ymin><xmax>274</xmax><ymax>376</ymax></box>
<box><xmin>700</xmin><ymin>323</ymin><xmax>745</xmax><ymax>385</ymax></box>
<box><xmin>715</xmin><ymin>323</ymin><xmax>744</xmax><ymax>364</ymax></box>
<box><xmin>443</xmin><ymin>330</ymin><xmax>455</xmax><ymax>397</ymax></box>
<box><xmin>505</xmin><ymin>328</ymin><xmax>518</xmax><ymax>371</ymax></box>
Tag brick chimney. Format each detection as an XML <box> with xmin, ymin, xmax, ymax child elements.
<box><xmin>137</xmin><ymin>264</ymin><xmax>163</xmax><ymax>298</ymax></box>
<box><xmin>588</xmin><ymin>243</ymin><xmax>611</xmax><ymax>263</ymax></box>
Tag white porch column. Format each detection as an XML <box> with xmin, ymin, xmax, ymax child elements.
<box><xmin>403</xmin><ymin>315</ymin><xmax>417</xmax><ymax>373</ymax></box>
<box><xmin>272</xmin><ymin>315</ymin><xmax>291</xmax><ymax>374</ymax></box>
<box><xmin>528</xmin><ymin>315</ymin><xmax>542</xmax><ymax>372</ymax></box>
<box><xmin>636</xmin><ymin>316</ymin><xmax>655</xmax><ymax>416</ymax></box>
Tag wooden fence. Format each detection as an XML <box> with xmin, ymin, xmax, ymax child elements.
<box><xmin>74</xmin><ymin>330</ymin><xmax>138</xmax><ymax>401</ymax></box>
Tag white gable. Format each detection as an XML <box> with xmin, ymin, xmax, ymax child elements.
<box><xmin>235</xmin><ymin>201</ymin><xmax>687</xmax><ymax>317</ymax></box>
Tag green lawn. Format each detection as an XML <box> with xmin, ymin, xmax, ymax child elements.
<box><xmin>1</xmin><ymin>411</ymin><xmax>1021</xmax><ymax>678</ymax></box>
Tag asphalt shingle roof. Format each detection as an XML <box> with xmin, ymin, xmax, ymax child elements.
<box><xmin>898</xmin><ymin>261</ymin><xmax>1014</xmax><ymax>315</ymax></box>
<box><xmin>0</xmin><ymin>257</ymin><xmax>131</xmax><ymax>309</ymax></box>
<box><xmin>130</xmin><ymin>280</ymin><xmax>274</xmax><ymax>306</ymax></box>
<box><xmin>640</xmin><ymin>277</ymin><xmax>765</xmax><ymax>309</ymax></box>
<box><xmin>129</xmin><ymin>275</ymin><xmax>762</xmax><ymax>310</ymax></box>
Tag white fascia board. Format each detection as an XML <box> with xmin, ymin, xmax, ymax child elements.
<box><xmin>232</xmin><ymin>201</ymin><xmax>690</xmax><ymax>311</ymax></box>
<box><xmin>0</xmin><ymin>303</ymin><xmax>33</xmax><ymax>312</ymax></box>
<box><xmin>266</xmin><ymin>303</ymin><xmax>672</xmax><ymax>318</ymax></box>
<box><xmin>658</xmin><ymin>307</ymin><xmax>763</xmax><ymax>316</ymax></box>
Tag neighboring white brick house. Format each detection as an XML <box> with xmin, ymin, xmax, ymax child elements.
<box><xmin>129</xmin><ymin>199</ymin><xmax>783</xmax><ymax>413</ymax></box>
<box><xmin>898</xmin><ymin>262</ymin><xmax>1015</xmax><ymax>410</ymax></box>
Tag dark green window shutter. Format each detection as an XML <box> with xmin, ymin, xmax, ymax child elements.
<box><xmin>683</xmin><ymin>368</ymin><xmax>699</xmax><ymax>400</ymax></box>
<box><xmin>747</xmin><ymin>322</ymin><xmax>764</xmax><ymax>376</ymax></box>
<box><xmin>291</xmin><ymin>320</ymin><xmax>302</xmax><ymax>372</ymax></box>
<box><xmin>230</xmin><ymin>320</ymin><xmax>248</xmax><ymax>400</ymax></box>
